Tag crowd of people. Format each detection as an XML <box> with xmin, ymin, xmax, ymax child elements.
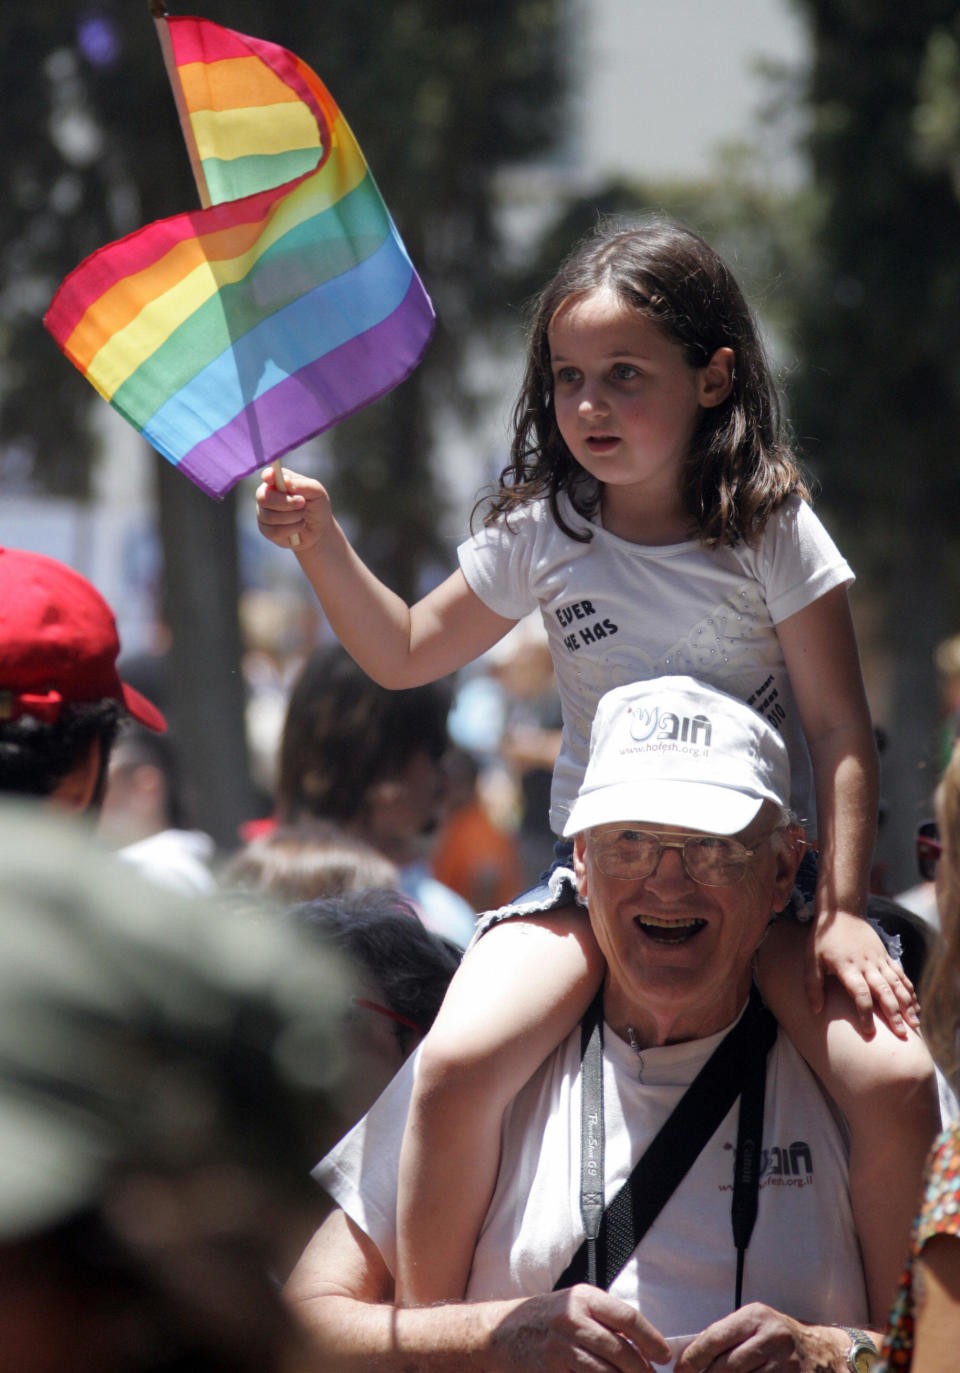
<box><xmin>2</xmin><ymin>217</ymin><xmax>960</xmax><ymax>1371</ymax></box>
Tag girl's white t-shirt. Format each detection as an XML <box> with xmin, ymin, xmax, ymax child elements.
<box><xmin>458</xmin><ymin>493</ymin><xmax>852</xmax><ymax>838</ymax></box>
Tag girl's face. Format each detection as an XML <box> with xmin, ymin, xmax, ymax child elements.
<box><xmin>548</xmin><ymin>287</ymin><xmax>731</xmax><ymax>538</ymax></box>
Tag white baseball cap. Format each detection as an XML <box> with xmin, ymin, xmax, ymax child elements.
<box><xmin>563</xmin><ymin>676</ymin><xmax>791</xmax><ymax>838</ymax></box>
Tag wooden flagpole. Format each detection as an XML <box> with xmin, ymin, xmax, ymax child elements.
<box><xmin>149</xmin><ymin>0</ymin><xmax>212</xmax><ymax>210</ymax></box>
<box><xmin>148</xmin><ymin>2</ymin><xmax>298</xmax><ymax>541</ymax></box>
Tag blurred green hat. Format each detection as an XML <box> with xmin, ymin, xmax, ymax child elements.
<box><xmin>0</xmin><ymin>802</ymin><xmax>355</xmax><ymax>1242</ymax></box>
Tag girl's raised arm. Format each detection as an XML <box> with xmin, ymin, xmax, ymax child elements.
<box><xmin>256</xmin><ymin>464</ymin><xmax>517</xmax><ymax>687</ymax></box>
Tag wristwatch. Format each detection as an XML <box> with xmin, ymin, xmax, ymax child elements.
<box><xmin>838</xmin><ymin>1326</ymin><xmax>880</xmax><ymax>1373</ymax></box>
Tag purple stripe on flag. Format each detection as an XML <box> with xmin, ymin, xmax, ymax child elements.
<box><xmin>175</xmin><ymin>276</ymin><xmax>434</xmax><ymax>499</ymax></box>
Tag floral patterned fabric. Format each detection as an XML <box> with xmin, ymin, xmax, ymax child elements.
<box><xmin>881</xmin><ymin>1118</ymin><xmax>960</xmax><ymax>1369</ymax></box>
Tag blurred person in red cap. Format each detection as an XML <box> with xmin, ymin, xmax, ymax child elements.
<box><xmin>0</xmin><ymin>547</ymin><xmax>165</xmax><ymax>814</ymax></box>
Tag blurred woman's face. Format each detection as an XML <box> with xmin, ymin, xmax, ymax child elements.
<box><xmin>360</xmin><ymin>749</ymin><xmax>447</xmax><ymax>865</ymax></box>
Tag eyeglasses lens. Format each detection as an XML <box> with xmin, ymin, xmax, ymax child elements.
<box><xmin>594</xmin><ymin>831</ymin><xmax>749</xmax><ymax>886</ymax></box>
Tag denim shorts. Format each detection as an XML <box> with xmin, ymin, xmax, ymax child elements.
<box><xmin>470</xmin><ymin>839</ymin><xmax>578</xmax><ymax>947</ymax></box>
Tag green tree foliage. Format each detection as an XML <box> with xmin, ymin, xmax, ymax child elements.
<box><xmin>788</xmin><ymin>1</ymin><xmax>960</xmax><ymax>882</ymax></box>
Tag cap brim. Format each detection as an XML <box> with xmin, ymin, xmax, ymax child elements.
<box><xmin>121</xmin><ymin>682</ymin><xmax>167</xmax><ymax>733</ymax></box>
<box><xmin>563</xmin><ymin>780</ymin><xmax>764</xmax><ymax>838</ymax></box>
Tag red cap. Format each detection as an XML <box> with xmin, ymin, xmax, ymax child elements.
<box><xmin>0</xmin><ymin>548</ymin><xmax>166</xmax><ymax>732</ymax></box>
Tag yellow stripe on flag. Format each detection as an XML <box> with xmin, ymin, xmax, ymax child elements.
<box><xmin>190</xmin><ymin>101</ymin><xmax>321</xmax><ymax>163</ymax></box>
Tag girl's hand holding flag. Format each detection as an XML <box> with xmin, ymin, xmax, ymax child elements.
<box><xmin>256</xmin><ymin>465</ymin><xmax>332</xmax><ymax>553</ymax></box>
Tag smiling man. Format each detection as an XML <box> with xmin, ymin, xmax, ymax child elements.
<box><xmin>287</xmin><ymin>677</ymin><xmax>896</xmax><ymax>1373</ymax></box>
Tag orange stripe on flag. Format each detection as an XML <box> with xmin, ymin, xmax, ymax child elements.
<box><xmin>178</xmin><ymin>54</ymin><xmax>302</xmax><ymax>113</ymax></box>
<box><xmin>295</xmin><ymin>57</ymin><xmax>340</xmax><ymax>128</ymax></box>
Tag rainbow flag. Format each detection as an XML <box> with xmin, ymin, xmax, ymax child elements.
<box><xmin>44</xmin><ymin>13</ymin><xmax>435</xmax><ymax>500</ymax></box>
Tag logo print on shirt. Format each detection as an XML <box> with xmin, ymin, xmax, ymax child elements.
<box><xmin>721</xmin><ymin>1140</ymin><xmax>814</xmax><ymax>1190</ymax></box>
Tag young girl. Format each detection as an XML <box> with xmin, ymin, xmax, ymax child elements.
<box><xmin>256</xmin><ymin>217</ymin><xmax>937</xmax><ymax>1322</ymax></box>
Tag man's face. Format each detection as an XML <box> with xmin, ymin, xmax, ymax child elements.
<box><xmin>573</xmin><ymin>805</ymin><xmax>803</xmax><ymax>1046</ymax></box>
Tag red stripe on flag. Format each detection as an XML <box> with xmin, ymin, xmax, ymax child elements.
<box><xmin>166</xmin><ymin>16</ymin><xmax>253</xmax><ymax>64</ymax></box>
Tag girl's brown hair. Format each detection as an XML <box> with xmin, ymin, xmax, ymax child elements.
<box><xmin>480</xmin><ymin>216</ymin><xmax>808</xmax><ymax>546</ymax></box>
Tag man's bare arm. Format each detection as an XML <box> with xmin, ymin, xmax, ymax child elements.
<box><xmin>285</xmin><ymin>1210</ymin><xmax>671</xmax><ymax>1372</ymax></box>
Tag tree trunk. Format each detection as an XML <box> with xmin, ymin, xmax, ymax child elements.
<box><xmin>876</xmin><ymin>482</ymin><xmax>950</xmax><ymax>895</ymax></box>
<box><xmin>155</xmin><ymin>450</ymin><xmax>254</xmax><ymax>852</ymax></box>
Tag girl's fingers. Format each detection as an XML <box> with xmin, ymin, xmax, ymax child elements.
<box><xmin>866</xmin><ymin>955</ymin><xmax>917</xmax><ymax>1003</ymax></box>
<box><xmin>257</xmin><ymin>503</ymin><xmax>304</xmax><ymax>526</ymax></box>
<box><xmin>892</xmin><ymin>968</ymin><xmax>919</xmax><ymax>1012</ymax></box>
<box><xmin>256</xmin><ymin>484</ymin><xmax>304</xmax><ymax>510</ymax></box>
<box><xmin>869</xmin><ymin>965</ymin><xmax>920</xmax><ymax>1032</ymax></box>
<box><xmin>255</xmin><ymin>489</ymin><xmax>306</xmax><ymax>531</ymax></box>
<box><xmin>865</xmin><ymin>975</ymin><xmax>908</xmax><ymax>1037</ymax></box>
<box><xmin>842</xmin><ymin>972</ymin><xmax>877</xmax><ymax>1035</ymax></box>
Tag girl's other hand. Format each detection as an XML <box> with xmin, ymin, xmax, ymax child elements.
<box><xmin>806</xmin><ymin>907</ymin><xmax>920</xmax><ymax>1039</ymax></box>
<box><xmin>255</xmin><ymin>465</ymin><xmax>332</xmax><ymax>552</ymax></box>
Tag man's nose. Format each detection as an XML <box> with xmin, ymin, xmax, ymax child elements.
<box><xmin>642</xmin><ymin>843</ymin><xmax>697</xmax><ymax>891</ymax></box>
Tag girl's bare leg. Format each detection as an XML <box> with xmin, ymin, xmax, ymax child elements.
<box><xmin>395</xmin><ymin>905</ymin><xmax>605</xmax><ymax>1305</ymax></box>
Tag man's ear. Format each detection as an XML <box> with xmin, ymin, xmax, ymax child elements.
<box><xmin>698</xmin><ymin>346</ymin><xmax>734</xmax><ymax>409</ymax></box>
<box><xmin>48</xmin><ymin>738</ymin><xmax>102</xmax><ymax>814</ymax></box>
<box><xmin>770</xmin><ymin>824</ymin><xmax>806</xmax><ymax>914</ymax></box>
<box><xmin>572</xmin><ymin>833</ymin><xmax>589</xmax><ymax>903</ymax></box>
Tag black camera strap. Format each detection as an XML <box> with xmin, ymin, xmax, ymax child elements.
<box><xmin>553</xmin><ymin>984</ymin><xmax>777</xmax><ymax>1305</ymax></box>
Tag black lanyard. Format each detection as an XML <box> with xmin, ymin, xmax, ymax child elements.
<box><xmin>554</xmin><ymin>984</ymin><xmax>777</xmax><ymax>1306</ymax></box>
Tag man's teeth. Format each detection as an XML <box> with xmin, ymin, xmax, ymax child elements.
<box><xmin>638</xmin><ymin>916</ymin><xmax>703</xmax><ymax>928</ymax></box>
<box><xmin>635</xmin><ymin>915</ymin><xmax>707</xmax><ymax>942</ymax></box>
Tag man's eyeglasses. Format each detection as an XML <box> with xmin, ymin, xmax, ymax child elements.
<box><xmin>589</xmin><ymin>825</ymin><xmax>787</xmax><ymax>887</ymax></box>
<box><xmin>916</xmin><ymin>820</ymin><xmax>942</xmax><ymax>883</ymax></box>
